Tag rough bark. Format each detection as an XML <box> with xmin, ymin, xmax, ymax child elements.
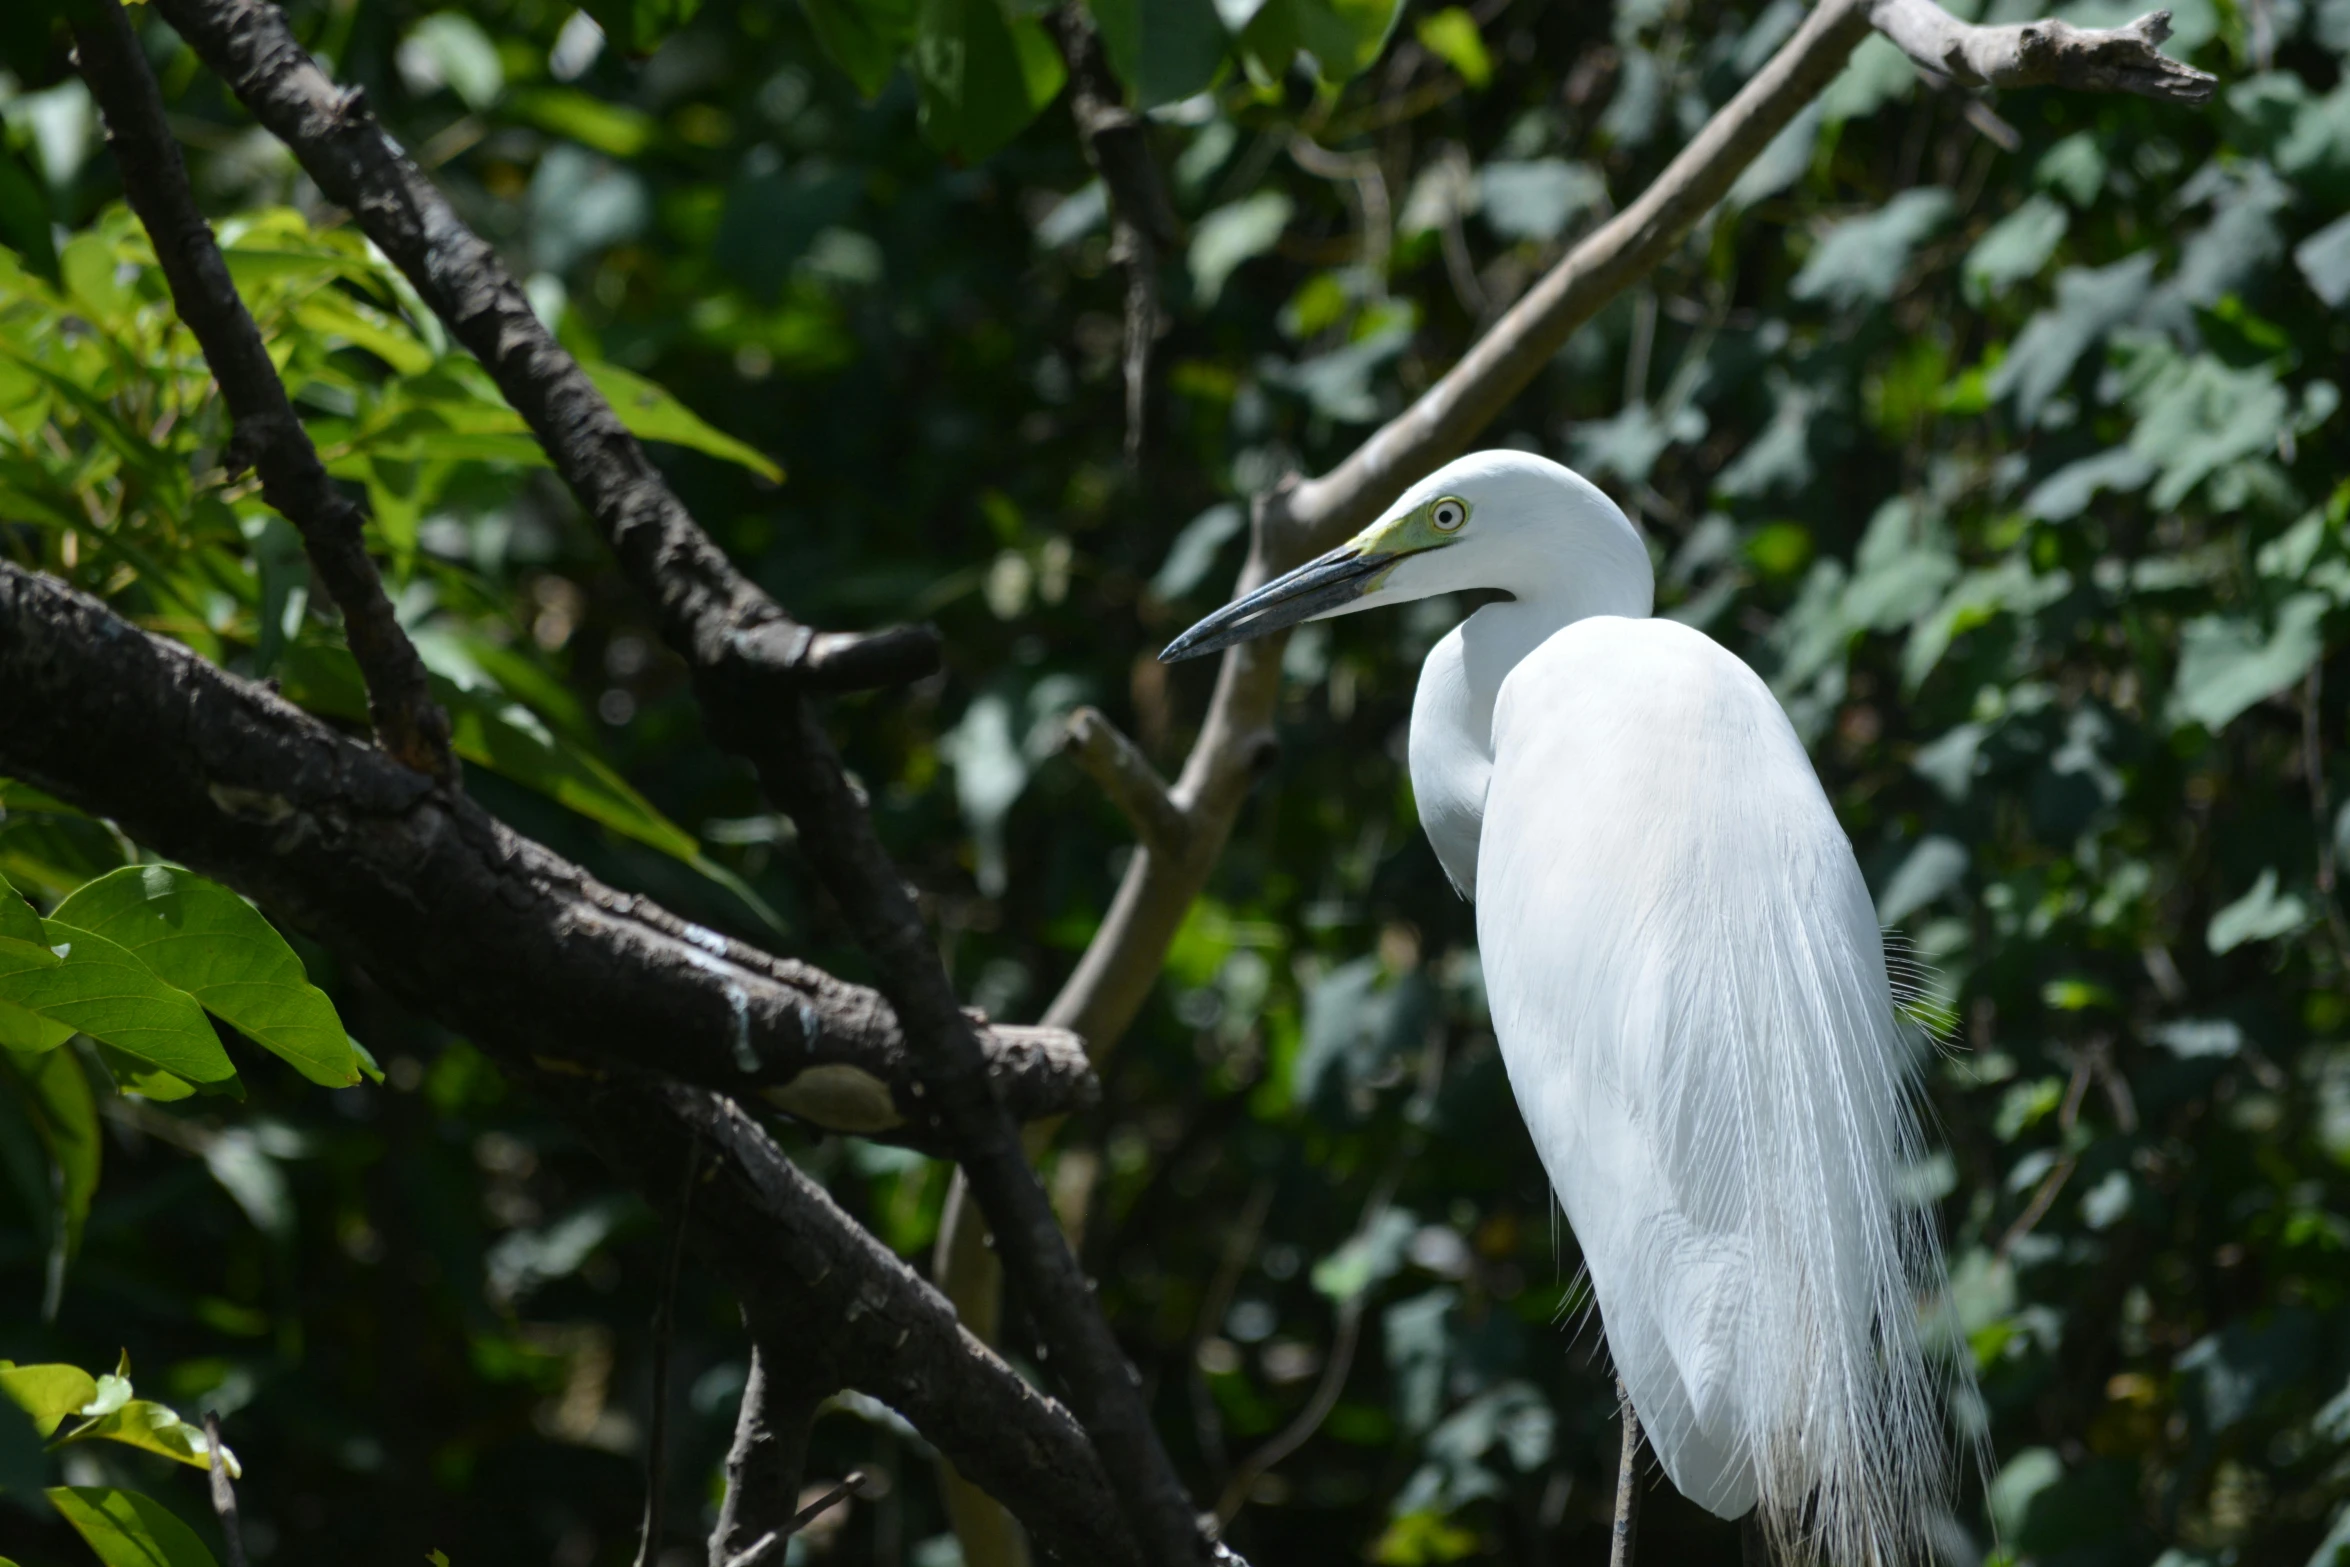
<box><xmin>70</xmin><ymin>0</ymin><xmax>452</xmax><ymax>779</ymax></box>
<box><xmin>0</xmin><ymin>562</ymin><xmax>1091</xmax><ymax>1142</ymax></box>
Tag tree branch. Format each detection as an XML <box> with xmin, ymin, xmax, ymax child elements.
<box><xmin>708</xmin><ymin>1343</ymin><xmax>832</xmax><ymax>1567</ymax></box>
<box><xmin>1063</xmin><ymin>707</ymin><xmax>1190</xmax><ymax>859</ymax></box>
<box><xmin>538</xmin><ymin>1067</ymin><xmax>1146</xmax><ymax>1567</ymax></box>
<box><xmin>69</xmin><ymin>0</ymin><xmax>453</xmax><ymax>780</ymax></box>
<box><xmin>146</xmin><ymin>6</ymin><xmax>1208</xmax><ymax>1559</ymax></box>
<box><xmin>0</xmin><ymin>561</ymin><xmax>1092</xmax><ymax>1142</ymax></box>
<box><xmin>1042</xmin><ymin>0</ymin><xmax>2220</xmax><ymax>1056</ymax></box>
<box><xmin>0</xmin><ymin>562</ymin><xmax>1135</xmax><ymax>1563</ymax></box>
<box><xmin>143</xmin><ymin>0</ymin><xmax>931</xmax><ymax>700</ymax></box>
<box><xmin>1044</xmin><ymin>4</ymin><xmax>1179</xmax><ymax>468</ymax></box>
<box><xmin>1865</xmin><ymin>0</ymin><xmax>2216</xmax><ymax>101</ymax></box>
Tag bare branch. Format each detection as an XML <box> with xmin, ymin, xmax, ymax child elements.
<box><xmin>142</xmin><ymin>0</ymin><xmax>926</xmax><ymax>699</ymax></box>
<box><xmin>541</xmin><ymin>1068</ymin><xmax>1146</xmax><ymax>1567</ymax></box>
<box><xmin>148</xmin><ymin>6</ymin><xmax>1207</xmax><ymax>1558</ymax></box>
<box><xmin>0</xmin><ymin>562</ymin><xmax>1092</xmax><ymax>1141</ymax></box>
<box><xmin>1064</xmin><ymin>707</ymin><xmax>1190</xmax><ymax>859</ymax></box>
<box><xmin>1044</xmin><ymin>4</ymin><xmax>1178</xmax><ymax>468</ymax></box>
<box><xmin>636</xmin><ymin>1142</ymin><xmax>700</xmax><ymax>1567</ymax></box>
<box><xmin>1865</xmin><ymin>1</ymin><xmax>2216</xmax><ymax>102</ymax></box>
<box><xmin>203</xmin><ymin>1412</ymin><xmax>248</xmax><ymax>1567</ymax></box>
<box><xmin>69</xmin><ymin>0</ymin><xmax>453</xmax><ymax>780</ymax></box>
<box><xmin>709</xmin><ymin>1344</ymin><xmax>831</xmax><ymax>1567</ymax></box>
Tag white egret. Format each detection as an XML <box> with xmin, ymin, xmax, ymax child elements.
<box><xmin>1164</xmin><ymin>451</ymin><xmax>1953</xmax><ymax>1563</ymax></box>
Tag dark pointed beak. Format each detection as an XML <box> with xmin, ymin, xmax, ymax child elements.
<box><xmin>1159</xmin><ymin>544</ymin><xmax>1394</xmax><ymax>663</ymax></box>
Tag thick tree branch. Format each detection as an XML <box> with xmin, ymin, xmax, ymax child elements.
<box><xmin>69</xmin><ymin>0</ymin><xmax>453</xmax><ymax>781</ymax></box>
<box><xmin>148</xmin><ymin>5</ymin><xmax>1208</xmax><ymax>1559</ymax></box>
<box><xmin>143</xmin><ymin>0</ymin><xmax>930</xmax><ymax>699</ymax></box>
<box><xmin>0</xmin><ymin>561</ymin><xmax>1134</xmax><ymax>1563</ymax></box>
<box><xmin>1044</xmin><ymin>4</ymin><xmax>1178</xmax><ymax>468</ymax></box>
<box><xmin>1865</xmin><ymin>0</ymin><xmax>2216</xmax><ymax>101</ymax></box>
<box><xmin>532</xmin><ymin>1068</ymin><xmax>1143</xmax><ymax>1567</ymax></box>
<box><xmin>0</xmin><ymin>561</ymin><xmax>1091</xmax><ymax>1141</ymax></box>
<box><xmin>1063</xmin><ymin>707</ymin><xmax>1190</xmax><ymax>859</ymax></box>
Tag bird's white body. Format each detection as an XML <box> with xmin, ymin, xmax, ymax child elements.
<box><xmin>1165</xmin><ymin>451</ymin><xmax>1952</xmax><ymax>1560</ymax></box>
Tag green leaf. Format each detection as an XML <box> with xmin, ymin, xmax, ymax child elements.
<box><xmin>275</xmin><ymin>647</ymin><xmax>779</xmax><ymax>932</ymax></box>
<box><xmin>802</xmin><ymin>0</ymin><xmax>916</xmax><ymax>97</ymax></box>
<box><xmin>1244</xmin><ymin>0</ymin><xmax>1402</xmax><ymax>82</ymax></box>
<box><xmin>0</xmin><ymin>1362</ymin><xmax>100</xmax><ymax>1437</ymax></box>
<box><xmin>2208</xmin><ymin>868</ymin><xmax>2310</xmax><ymax>954</ymax></box>
<box><xmin>51</xmin><ymin>867</ymin><xmax>361</xmax><ymax>1089</ymax></box>
<box><xmin>0</xmin><ymin>1044</ymin><xmax>98</xmax><ymax>1280</ymax></box>
<box><xmin>93</xmin><ymin>1040</ymin><xmax>195</xmax><ymax>1101</ymax></box>
<box><xmin>585</xmin><ymin>363</ymin><xmax>783</xmax><ymax>482</ymax></box>
<box><xmin>46</xmin><ymin>1487</ymin><xmax>221</xmax><ymax>1567</ymax></box>
<box><xmin>1088</xmin><ymin>0</ymin><xmax>1228</xmax><ymax>108</ymax></box>
<box><xmin>0</xmin><ymin>139</ymin><xmax>59</xmax><ymax>285</ymax></box>
<box><xmin>913</xmin><ymin>0</ymin><xmax>1067</xmax><ymax>160</ymax></box>
<box><xmin>59</xmin><ymin>1401</ymin><xmax>240</xmax><ymax>1477</ymax></box>
<box><xmin>0</xmin><ymin>921</ymin><xmax>237</xmax><ymax>1087</ymax></box>
<box><xmin>0</xmin><ymin>866</ymin><xmax>60</xmax><ymax>970</ymax></box>
<box><xmin>505</xmin><ymin>88</ymin><xmax>657</xmax><ymax>158</ymax></box>
<box><xmin>1413</xmin><ymin>8</ymin><xmax>1489</xmax><ymax>88</ymax></box>
<box><xmin>2169</xmin><ymin>592</ymin><xmax>2329</xmax><ymax>731</ymax></box>
<box><xmin>1189</xmin><ymin>192</ymin><xmax>1292</xmax><ymax>306</ymax></box>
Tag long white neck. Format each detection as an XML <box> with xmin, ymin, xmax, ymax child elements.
<box><xmin>1406</xmin><ymin>536</ymin><xmax>1653</xmax><ymax>899</ymax></box>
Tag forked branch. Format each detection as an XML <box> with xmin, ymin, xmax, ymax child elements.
<box><xmin>1866</xmin><ymin>0</ymin><xmax>2216</xmax><ymax>101</ymax></box>
<box><xmin>146</xmin><ymin>3</ymin><xmax>1210</xmax><ymax>1560</ymax></box>
<box><xmin>1064</xmin><ymin>706</ymin><xmax>1191</xmax><ymax>859</ymax></box>
<box><xmin>70</xmin><ymin>0</ymin><xmax>453</xmax><ymax>780</ymax></box>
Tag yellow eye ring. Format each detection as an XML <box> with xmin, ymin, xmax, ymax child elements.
<box><xmin>1430</xmin><ymin>497</ymin><xmax>1468</xmax><ymax>532</ymax></box>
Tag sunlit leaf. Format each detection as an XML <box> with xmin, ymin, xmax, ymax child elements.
<box><xmin>45</xmin><ymin>1488</ymin><xmax>221</xmax><ymax>1567</ymax></box>
<box><xmin>0</xmin><ymin>922</ymin><xmax>235</xmax><ymax>1087</ymax></box>
<box><xmin>52</xmin><ymin>866</ymin><xmax>362</xmax><ymax>1088</ymax></box>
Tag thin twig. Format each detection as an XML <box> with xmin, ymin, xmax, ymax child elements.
<box><xmin>1063</xmin><ymin>707</ymin><xmax>1190</xmax><ymax>859</ymax></box>
<box><xmin>204</xmin><ymin>1412</ymin><xmax>248</xmax><ymax>1567</ymax></box>
<box><xmin>635</xmin><ymin>1141</ymin><xmax>700</xmax><ymax>1567</ymax></box>
<box><xmin>1212</xmin><ymin>1294</ymin><xmax>1366</xmax><ymax>1524</ymax></box>
<box><xmin>1609</xmin><ymin>1381</ymin><xmax>1640</xmax><ymax>1567</ymax></box>
<box><xmin>70</xmin><ymin>0</ymin><xmax>453</xmax><ymax>778</ymax></box>
<box><xmin>1044</xmin><ymin>4</ymin><xmax>1178</xmax><ymax>468</ymax></box>
<box><xmin>724</xmin><ymin>1471</ymin><xmax>873</xmax><ymax>1567</ymax></box>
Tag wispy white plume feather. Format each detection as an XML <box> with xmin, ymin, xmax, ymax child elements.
<box><xmin>1475</xmin><ymin>616</ymin><xmax>1952</xmax><ymax>1566</ymax></box>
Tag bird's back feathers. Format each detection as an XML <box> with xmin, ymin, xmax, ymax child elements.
<box><xmin>1475</xmin><ymin>616</ymin><xmax>1948</xmax><ymax>1563</ymax></box>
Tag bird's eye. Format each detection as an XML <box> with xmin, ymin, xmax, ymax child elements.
<box><xmin>1431</xmin><ymin>498</ymin><xmax>1468</xmax><ymax>532</ymax></box>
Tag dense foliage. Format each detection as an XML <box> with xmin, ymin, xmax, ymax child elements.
<box><xmin>4</xmin><ymin>0</ymin><xmax>2350</xmax><ymax>1563</ymax></box>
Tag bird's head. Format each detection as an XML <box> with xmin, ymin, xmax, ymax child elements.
<box><xmin>1160</xmin><ymin>450</ymin><xmax>1648</xmax><ymax>662</ymax></box>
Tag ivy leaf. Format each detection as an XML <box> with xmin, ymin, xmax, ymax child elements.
<box><xmin>0</xmin><ymin>922</ymin><xmax>237</xmax><ymax>1088</ymax></box>
<box><xmin>2169</xmin><ymin>593</ymin><xmax>2328</xmax><ymax>731</ymax></box>
<box><xmin>2208</xmin><ymin>869</ymin><xmax>2310</xmax><ymax>954</ymax></box>
<box><xmin>51</xmin><ymin>867</ymin><xmax>361</xmax><ymax>1089</ymax></box>
<box><xmin>45</xmin><ymin>1488</ymin><xmax>221</xmax><ymax>1567</ymax></box>
<box><xmin>1793</xmin><ymin>188</ymin><xmax>1953</xmax><ymax>310</ymax></box>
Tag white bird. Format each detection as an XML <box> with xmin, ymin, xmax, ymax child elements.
<box><xmin>1163</xmin><ymin>451</ymin><xmax>1954</xmax><ymax>1563</ymax></box>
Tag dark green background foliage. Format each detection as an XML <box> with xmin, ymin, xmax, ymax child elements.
<box><xmin>4</xmin><ymin>0</ymin><xmax>2350</xmax><ymax>1562</ymax></box>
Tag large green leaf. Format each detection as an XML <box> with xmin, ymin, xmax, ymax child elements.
<box><xmin>0</xmin><ymin>922</ymin><xmax>236</xmax><ymax>1087</ymax></box>
<box><xmin>913</xmin><ymin>0</ymin><xmax>1067</xmax><ymax>160</ymax></box>
<box><xmin>51</xmin><ymin>867</ymin><xmax>361</xmax><ymax>1089</ymax></box>
<box><xmin>46</xmin><ymin>1488</ymin><xmax>220</xmax><ymax>1567</ymax></box>
<box><xmin>57</xmin><ymin>1401</ymin><xmax>240</xmax><ymax>1477</ymax></box>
